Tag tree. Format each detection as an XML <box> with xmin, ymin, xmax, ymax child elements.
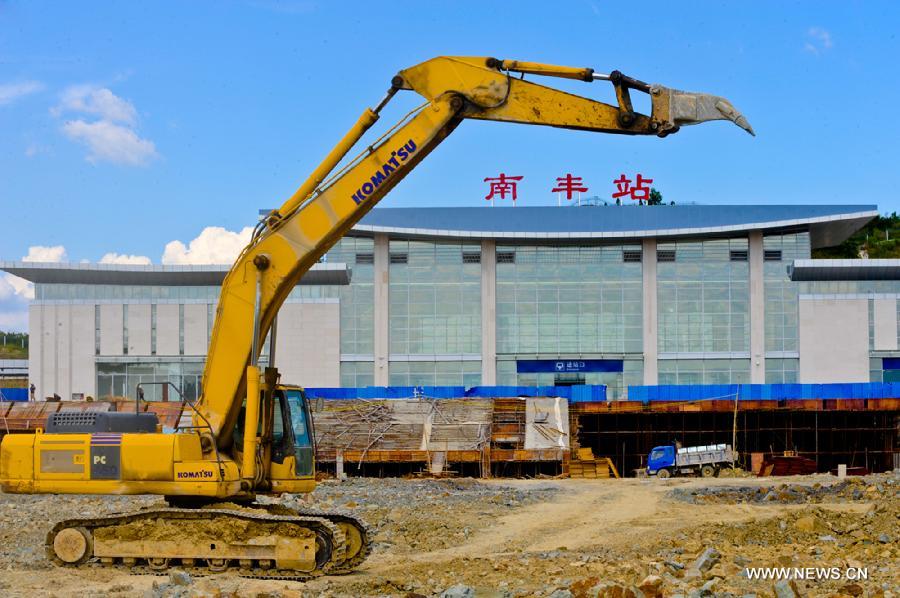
<box><xmin>647</xmin><ymin>187</ymin><xmax>666</xmax><ymax>206</ymax></box>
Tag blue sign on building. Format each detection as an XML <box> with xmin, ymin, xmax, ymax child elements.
<box><xmin>516</xmin><ymin>359</ymin><xmax>624</xmax><ymax>374</ymax></box>
<box><xmin>883</xmin><ymin>358</ymin><xmax>900</xmax><ymax>371</ymax></box>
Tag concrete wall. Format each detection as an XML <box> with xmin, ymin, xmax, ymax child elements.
<box><xmin>183</xmin><ymin>304</ymin><xmax>209</xmax><ymax>355</ymax></box>
<box><xmin>99</xmin><ymin>304</ymin><xmax>123</xmax><ymax>356</ymax></box>
<box><xmin>274</xmin><ymin>301</ymin><xmax>340</xmax><ymax>387</ymax></box>
<box><xmin>799</xmin><ymin>297</ymin><xmax>869</xmax><ymax>383</ymax></box>
<box><xmin>127</xmin><ymin>304</ymin><xmax>151</xmax><ymax>356</ymax></box>
<box><xmin>27</xmin><ymin>304</ymin><xmax>42</xmax><ymax>398</ymax></box>
<box><xmin>43</xmin><ymin>305</ymin><xmax>61</xmax><ymax>398</ymax></box>
<box><xmin>873</xmin><ymin>298</ymin><xmax>898</xmax><ymax>351</ymax></box>
<box><xmin>28</xmin><ymin>304</ymin><xmax>96</xmax><ymax>400</ymax></box>
<box><xmin>70</xmin><ymin>304</ymin><xmax>96</xmax><ymax>398</ymax></box>
<box><xmin>156</xmin><ymin>304</ymin><xmax>180</xmax><ymax>356</ymax></box>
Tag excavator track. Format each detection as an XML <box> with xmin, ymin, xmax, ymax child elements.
<box><xmin>259</xmin><ymin>503</ymin><xmax>373</xmax><ymax>574</ymax></box>
<box><xmin>45</xmin><ymin>508</ymin><xmax>346</xmax><ymax>581</ymax></box>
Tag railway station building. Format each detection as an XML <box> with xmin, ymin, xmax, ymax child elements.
<box><xmin>4</xmin><ymin>204</ymin><xmax>898</xmax><ymax>405</ymax></box>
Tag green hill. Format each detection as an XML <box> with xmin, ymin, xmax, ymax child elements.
<box><xmin>813</xmin><ymin>212</ymin><xmax>900</xmax><ymax>259</ymax></box>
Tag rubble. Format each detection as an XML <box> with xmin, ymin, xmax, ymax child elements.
<box><xmin>0</xmin><ymin>474</ymin><xmax>896</xmax><ymax>597</ymax></box>
<box><xmin>669</xmin><ymin>474</ymin><xmax>898</xmax><ymax>505</ymax></box>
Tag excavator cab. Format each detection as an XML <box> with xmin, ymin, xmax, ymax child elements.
<box><xmin>283</xmin><ymin>388</ymin><xmax>315</xmax><ymax>478</ymax></box>
<box><xmin>232</xmin><ymin>385</ymin><xmax>317</xmax><ymax>488</ymax></box>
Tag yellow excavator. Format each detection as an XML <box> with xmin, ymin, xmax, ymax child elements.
<box><xmin>0</xmin><ymin>56</ymin><xmax>752</xmax><ymax>579</ymax></box>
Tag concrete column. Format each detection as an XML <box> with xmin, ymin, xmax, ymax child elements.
<box><xmin>28</xmin><ymin>304</ymin><xmax>43</xmax><ymax>400</ymax></box>
<box><xmin>480</xmin><ymin>240</ymin><xmax>497</xmax><ymax>385</ymax></box>
<box><xmin>749</xmin><ymin>231</ymin><xmax>766</xmax><ymax>383</ymax></box>
<box><xmin>373</xmin><ymin>234</ymin><xmax>390</xmax><ymax>385</ymax></box>
<box><xmin>641</xmin><ymin>238</ymin><xmax>658</xmax><ymax>385</ymax></box>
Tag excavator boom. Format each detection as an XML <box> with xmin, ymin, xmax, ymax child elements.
<box><xmin>199</xmin><ymin>55</ymin><xmax>752</xmax><ymax>449</ymax></box>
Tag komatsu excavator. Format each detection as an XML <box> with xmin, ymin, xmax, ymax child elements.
<box><xmin>0</xmin><ymin>56</ymin><xmax>752</xmax><ymax>579</ymax></box>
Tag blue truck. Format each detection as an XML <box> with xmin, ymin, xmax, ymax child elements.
<box><xmin>647</xmin><ymin>443</ymin><xmax>736</xmax><ymax>478</ymax></box>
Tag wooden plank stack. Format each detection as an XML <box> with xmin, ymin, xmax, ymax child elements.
<box><xmin>568</xmin><ymin>447</ymin><xmax>620</xmax><ymax>479</ymax></box>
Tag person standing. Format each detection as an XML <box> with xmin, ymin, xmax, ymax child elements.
<box><xmin>29</xmin><ymin>383</ymin><xmax>35</xmax><ymax>402</ymax></box>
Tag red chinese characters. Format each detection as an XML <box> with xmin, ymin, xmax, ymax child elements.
<box><xmin>484</xmin><ymin>173</ymin><xmax>524</xmax><ymax>202</ymax></box>
<box><xmin>612</xmin><ymin>173</ymin><xmax>653</xmax><ymax>201</ymax></box>
<box><xmin>551</xmin><ymin>173</ymin><xmax>589</xmax><ymax>200</ymax></box>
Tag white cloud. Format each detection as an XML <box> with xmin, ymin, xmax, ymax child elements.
<box><xmin>23</xmin><ymin>245</ymin><xmax>67</xmax><ymax>262</ymax></box>
<box><xmin>54</xmin><ymin>85</ymin><xmax>137</xmax><ymax>124</ymax></box>
<box><xmin>0</xmin><ymin>81</ymin><xmax>44</xmax><ymax>106</ymax></box>
<box><xmin>53</xmin><ymin>85</ymin><xmax>159</xmax><ymax>166</ymax></box>
<box><xmin>62</xmin><ymin>119</ymin><xmax>158</xmax><ymax>166</ymax></box>
<box><xmin>0</xmin><ymin>245</ymin><xmax>68</xmax><ymax>329</ymax></box>
<box><xmin>162</xmin><ymin>226</ymin><xmax>254</xmax><ymax>265</ymax></box>
<box><xmin>99</xmin><ymin>252</ymin><xmax>152</xmax><ymax>265</ymax></box>
<box><xmin>0</xmin><ymin>274</ymin><xmax>31</xmax><ymax>301</ymax></box>
<box><xmin>2</xmin><ymin>274</ymin><xmax>34</xmax><ymax>300</ymax></box>
<box><xmin>804</xmin><ymin>27</ymin><xmax>833</xmax><ymax>55</ymax></box>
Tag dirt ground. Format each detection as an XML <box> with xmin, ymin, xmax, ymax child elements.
<box><xmin>0</xmin><ymin>473</ymin><xmax>896</xmax><ymax>597</ymax></box>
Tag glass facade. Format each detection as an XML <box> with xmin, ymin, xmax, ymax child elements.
<box><xmin>340</xmin><ymin>361</ymin><xmax>375</xmax><ymax>387</ymax></box>
<box><xmin>496</xmin><ymin>245</ymin><xmax>642</xmax><ymax>354</ymax></box>
<box><xmin>323</xmin><ymin>237</ymin><xmax>375</xmax><ymax>357</ymax></box>
<box><xmin>658</xmin><ymin>359</ymin><xmax>751</xmax><ymax>385</ymax></box>
<box><xmin>28</xmin><ymin>221</ymin><xmax>900</xmax><ymax>395</ymax></box>
<box><xmin>763</xmin><ymin>233</ymin><xmax>809</xmax><ymax>356</ymax></box>
<box><xmin>96</xmin><ymin>360</ymin><xmax>204</xmax><ymax>402</ymax></box>
<box><xmin>658</xmin><ymin>239</ymin><xmax>749</xmax><ymax>353</ymax></box>
<box><xmin>388</xmin><ymin>240</ymin><xmax>481</xmax><ymax>356</ymax></box>
<box><xmin>765</xmin><ymin>358</ymin><xmax>799</xmax><ymax>384</ymax></box>
<box><xmin>388</xmin><ymin>360</ymin><xmax>481</xmax><ymax>387</ymax></box>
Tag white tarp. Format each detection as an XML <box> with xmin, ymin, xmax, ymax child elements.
<box><xmin>524</xmin><ymin>397</ymin><xmax>569</xmax><ymax>450</ymax></box>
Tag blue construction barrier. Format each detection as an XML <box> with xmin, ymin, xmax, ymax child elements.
<box><xmin>303</xmin><ymin>381</ymin><xmax>899</xmax><ymax>404</ymax></box>
<box><xmin>0</xmin><ymin>388</ymin><xmax>28</xmax><ymax>401</ymax></box>
<box><xmin>304</xmin><ymin>386</ymin><xmax>467</xmax><ymax>400</ymax></box>
<box><xmin>304</xmin><ymin>384</ymin><xmax>607</xmax><ymax>402</ymax></box>
<box><xmin>626</xmin><ymin>382</ymin><xmax>900</xmax><ymax>403</ymax></box>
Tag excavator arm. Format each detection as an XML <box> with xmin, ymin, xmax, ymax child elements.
<box><xmin>198</xmin><ymin>55</ymin><xmax>753</xmax><ymax>450</ymax></box>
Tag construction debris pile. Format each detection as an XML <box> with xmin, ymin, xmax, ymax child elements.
<box><xmin>314</xmin><ymin>398</ymin><xmax>492</xmax><ymax>456</ymax></box>
<box><xmin>312</xmin><ymin>397</ymin><xmax>569</xmax><ymax>476</ymax></box>
<box><xmin>671</xmin><ymin>476</ymin><xmax>897</xmax><ymax>505</ymax></box>
<box><xmin>0</xmin><ymin>474</ymin><xmax>897</xmax><ymax>596</ymax></box>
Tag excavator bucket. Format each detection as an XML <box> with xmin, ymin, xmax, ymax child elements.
<box><xmin>651</xmin><ymin>85</ymin><xmax>755</xmax><ymax>136</ymax></box>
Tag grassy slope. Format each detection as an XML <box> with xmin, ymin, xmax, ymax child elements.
<box><xmin>813</xmin><ymin>213</ymin><xmax>900</xmax><ymax>258</ymax></box>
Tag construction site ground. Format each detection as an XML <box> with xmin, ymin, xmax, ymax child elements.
<box><xmin>0</xmin><ymin>473</ymin><xmax>896</xmax><ymax>597</ymax></box>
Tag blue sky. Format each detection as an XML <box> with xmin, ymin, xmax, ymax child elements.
<box><xmin>1</xmin><ymin>1</ymin><xmax>898</xmax><ymax>329</ymax></box>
